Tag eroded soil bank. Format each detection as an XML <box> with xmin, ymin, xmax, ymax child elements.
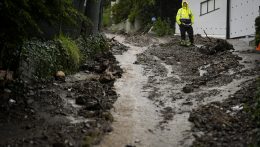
<box><xmin>0</xmin><ymin>42</ymin><xmax>124</xmax><ymax>146</ymax></box>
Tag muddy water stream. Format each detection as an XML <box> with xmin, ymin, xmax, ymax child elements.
<box><xmin>97</xmin><ymin>34</ymin><xmax>193</xmax><ymax>147</ymax></box>
<box><xmin>97</xmin><ymin>35</ymin><xmax>259</xmax><ymax>147</ymax></box>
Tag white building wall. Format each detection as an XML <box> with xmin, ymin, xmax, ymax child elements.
<box><xmin>230</xmin><ymin>0</ymin><xmax>260</xmax><ymax>38</ymax></box>
<box><xmin>176</xmin><ymin>0</ymin><xmax>227</xmax><ymax>38</ymax></box>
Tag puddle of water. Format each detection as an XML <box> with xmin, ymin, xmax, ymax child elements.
<box><xmin>153</xmin><ymin>56</ymin><xmax>182</xmax><ymax>81</ymax></box>
<box><xmin>58</xmin><ymin>82</ymin><xmax>88</xmax><ymax>124</ymax></box>
<box><xmin>195</xmin><ymin>44</ymin><xmax>203</xmax><ymax>48</ymax></box>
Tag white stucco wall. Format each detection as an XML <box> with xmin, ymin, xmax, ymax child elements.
<box><xmin>230</xmin><ymin>0</ymin><xmax>260</xmax><ymax>38</ymax></box>
<box><xmin>175</xmin><ymin>0</ymin><xmax>227</xmax><ymax>38</ymax></box>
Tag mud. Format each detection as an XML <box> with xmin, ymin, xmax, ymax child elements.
<box><xmin>0</xmin><ymin>43</ymin><xmax>124</xmax><ymax>146</ymax></box>
<box><xmin>133</xmin><ymin>34</ymin><xmax>259</xmax><ymax>146</ymax></box>
<box><xmin>189</xmin><ymin>79</ymin><xmax>259</xmax><ymax>146</ymax></box>
<box><xmin>1</xmin><ymin>33</ymin><xmax>259</xmax><ymax>147</ymax></box>
<box><xmin>95</xmin><ymin>34</ymin><xmax>258</xmax><ymax>147</ymax></box>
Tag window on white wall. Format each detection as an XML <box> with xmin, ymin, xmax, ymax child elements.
<box><xmin>200</xmin><ymin>0</ymin><xmax>219</xmax><ymax>16</ymax></box>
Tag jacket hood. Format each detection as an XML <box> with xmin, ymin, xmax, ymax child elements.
<box><xmin>182</xmin><ymin>1</ymin><xmax>189</xmax><ymax>8</ymax></box>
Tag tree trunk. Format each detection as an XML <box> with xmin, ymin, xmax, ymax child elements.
<box><xmin>85</xmin><ymin>0</ymin><xmax>102</xmax><ymax>35</ymax></box>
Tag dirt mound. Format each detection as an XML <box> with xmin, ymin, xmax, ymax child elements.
<box><xmin>189</xmin><ymin>80</ymin><xmax>260</xmax><ymax>146</ymax></box>
<box><xmin>108</xmin><ymin>37</ymin><xmax>129</xmax><ymax>55</ymax></box>
<box><xmin>124</xmin><ymin>35</ymin><xmax>154</xmax><ymax>47</ymax></box>
<box><xmin>199</xmin><ymin>39</ymin><xmax>234</xmax><ymax>55</ymax></box>
<box><xmin>0</xmin><ymin>49</ymin><xmax>123</xmax><ymax>146</ymax></box>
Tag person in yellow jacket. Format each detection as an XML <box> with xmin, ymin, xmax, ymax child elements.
<box><xmin>176</xmin><ymin>1</ymin><xmax>194</xmax><ymax>46</ymax></box>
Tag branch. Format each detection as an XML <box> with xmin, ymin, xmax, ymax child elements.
<box><xmin>203</xmin><ymin>30</ymin><xmax>212</xmax><ymax>42</ymax></box>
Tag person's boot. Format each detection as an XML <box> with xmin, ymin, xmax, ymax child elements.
<box><xmin>186</xmin><ymin>41</ymin><xmax>191</xmax><ymax>46</ymax></box>
<box><xmin>180</xmin><ymin>40</ymin><xmax>185</xmax><ymax>46</ymax></box>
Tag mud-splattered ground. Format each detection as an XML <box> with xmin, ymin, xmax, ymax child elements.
<box><xmin>99</xmin><ymin>34</ymin><xmax>259</xmax><ymax>147</ymax></box>
<box><xmin>137</xmin><ymin>35</ymin><xmax>260</xmax><ymax>146</ymax></box>
<box><xmin>0</xmin><ymin>45</ymin><xmax>123</xmax><ymax>146</ymax></box>
<box><xmin>189</xmin><ymin>80</ymin><xmax>259</xmax><ymax>147</ymax></box>
<box><xmin>1</xmin><ymin>33</ymin><xmax>259</xmax><ymax>147</ymax></box>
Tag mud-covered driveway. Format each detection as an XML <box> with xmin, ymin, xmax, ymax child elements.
<box><xmin>98</xmin><ymin>34</ymin><xmax>259</xmax><ymax>147</ymax></box>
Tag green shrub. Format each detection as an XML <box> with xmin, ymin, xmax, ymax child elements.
<box><xmin>56</xmin><ymin>34</ymin><xmax>81</xmax><ymax>71</ymax></box>
<box><xmin>0</xmin><ymin>0</ymin><xmax>86</xmax><ymax>71</ymax></box>
<box><xmin>103</xmin><ymin>6</ymin><xmax>111</xmax><ymax>27</ymax></box>
<box><xmin>77</xmin><ymin>34</ymin><xmax>109</xmax><ymax>60</ymax></box>
<box><xmin>152</xmin><ymin>18</ymin><xmax>174</xmax><ymax>36</ymax></box>
<box><xmin>111</xmin><ymin>0</ymin><xmax>155</xmax><ymax>24</ymax></box>
<box><xmin>255</xmin><ymin>16</ymin><xmax>260</xmax><ymax>46</ymax></box>
<box><xmin>20</xmin><ymin>35</ymin><xmax>81</xmax><ymax>80</ymax></box>
<box><xmin>111</xmin><ymin>1</ymin><xmax>132</xmax><ymax>24</ymax></box>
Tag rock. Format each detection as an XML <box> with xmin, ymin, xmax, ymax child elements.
<box><xmin>81</xmin><ymin>129</ymin><xmax>87</xmax><ymax>133</ymax></box>
<box><xmin>68</xmin><ymin>142</ymin><xmax>74</xmax><ymax>147</ymax></box>
<box><xmin>26</xmin><ymin>90</ymin><xmax>34</xmax><ymax>97</ymax></box>
<box><xmin>9</xmin><ymin>99</ymin><xmax>16</xmax><ymax>104</ymax></box>
<box><xmin>53</xmin><ymin>143</ymin><xmax>66</xmax><ymax>147</ymax></box>
<box><xmin>29</xmin><ymin>140</ymin><xmax>34</xmax><ymax>144</ymax></box>
<box><xmin>199</xmin><ymin>39</ymin><xmax>233</xmax><ymax>55</ymax></box>
<box><xmin>183</xmin><ymin>85</ymin><xmax>194</xmax><ymax>93</ymax></box>
<box><xmin>55</xmin><ymin>71</ymin><xmax>65</xmax><ymax>81</ymax></box>
<box><xmin>133</xmin><ymin>61</ymin><xmax>139</xmax><ymax>64</ymax></box>
<box><xmin>182</xmin><ymin>101</ymin><xmax>193</xmax><ymax>105</ymax></box>
<box><xmin>75</xmin><ymin>96</ymin><xmax>99</xmax><ymax>110</ymax></box>
<box><xmin>99</xmin><ymin>74</ymin><xmax>115</xmax><ymax>83</ymax></box>
<box><xmin>125</xmin><ymin>145</ymin><xmax>136</xmax><ymax>147</ymax></box>
<box><xmin>4</xmin><ymin>89</ymin><xmax>12</xmax><ymax>93</ymax></box>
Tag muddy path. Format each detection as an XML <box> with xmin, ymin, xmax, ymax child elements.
<box><xmin>98</xmin><ymin>34</ymin><xmax>259</xmax><ymax>147</ymax></box>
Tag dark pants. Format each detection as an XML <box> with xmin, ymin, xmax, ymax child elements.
<box><xmin>179</xmin><ymin>24</ymin><xmax>194</xmax><ymax>44</ymax></box>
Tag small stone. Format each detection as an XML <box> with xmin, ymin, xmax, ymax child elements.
<box><xmin>55</xmin><ymin>71</ymin><xmax>65</xmax><ymax>81</ymax></box>
<box><xmin>69</xmin><ymin>142</ymin><xmax>73</xmax><ymax>147</ymax></box>
<box><xmin>81</xmin><ymin>129</ymin><xmax>87</xmax><ymax>133</ymax></box>
<box><xmin>25</xmin><ymin>125</ymin><xmax>32</xmax><ymax>130</ymax></box>
<box><xmin>4</xmin><ymin>89</ymin><xmax>12</xmax><ymax>93</ymax></box>
<box><xmin>183</xmin><ymin>85</ymin><xmax>194</xmax><ymax>93</ymax></box>
<box><xmin>84</xmin><ymin>122</ymin><xmax>90</xmax><ymax>128</ymax></box>
<box><xmin>9</xmin><ymin>99</ymin><xmax>16</xmax><ymax>104</ymax></box>
<box><xmin>182</xmin><ymin>101</ymin><xmax>193</xmax><ymax>105</ymax></box>
<box><xmin>135</xmin><ymin>139</ymin><xmax>141</xmax><ymax>143</ymax></box>
<box><xmin>28</xmin><ymin>90</ymin><xmax>35</xmax><ymax>96</ymax></box>
<box><xmin>133</xmin><ymin>61</ymin><xmax>139</xmax><ymax>64</ymax></box>
<box><xmin>125</xmin><ymin>145</ymin><xmax>136</xmax><ymax>147</ymax></box>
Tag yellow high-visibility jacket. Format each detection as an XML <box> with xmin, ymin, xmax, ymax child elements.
<box><xmin>176</xmin><ymin>1</ymin><xmax>194</xmax><ymax>25</ymax></box>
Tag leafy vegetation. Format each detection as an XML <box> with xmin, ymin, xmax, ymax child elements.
<box><xmin>20</xmin><ymin>35</ymin><xmax>81</xmax><ymax>80</ymax></box>
<box><xmin>111</xmin><ymin>0</ymin><xmax>155</xmax><ymax>24</ymax></box>
<box><xmin>152</xmin><ymin>18</ymin><xmax>174</xmax><ymax>36</ymax></box>
<box><xmin>0</xmin><ymin>0</ymin><xmax>85</xmax><ymax>71</ymax></box>
<box><xmin>77</xmin><ymin>34</ymin><xmax>110</xmax><ymax>61</ymax></box>
<box><xmin>19</xmin><ymin>33</ymin><xmax>110</xmax><ymax>80</ymax></box>
<box><xmin>102</xmin><ymin>6</ymin><xmax>112</xmax><ymax>27</ymax></box>
<box><xmin>56</xmin><ymin>34</ymin><xmax>81</xmax><ymax>71</ymax></box>
<box><xmin>109</xmin><ymin>0</ymin><xmax>181</xmax><ymax>35</ymax></box>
